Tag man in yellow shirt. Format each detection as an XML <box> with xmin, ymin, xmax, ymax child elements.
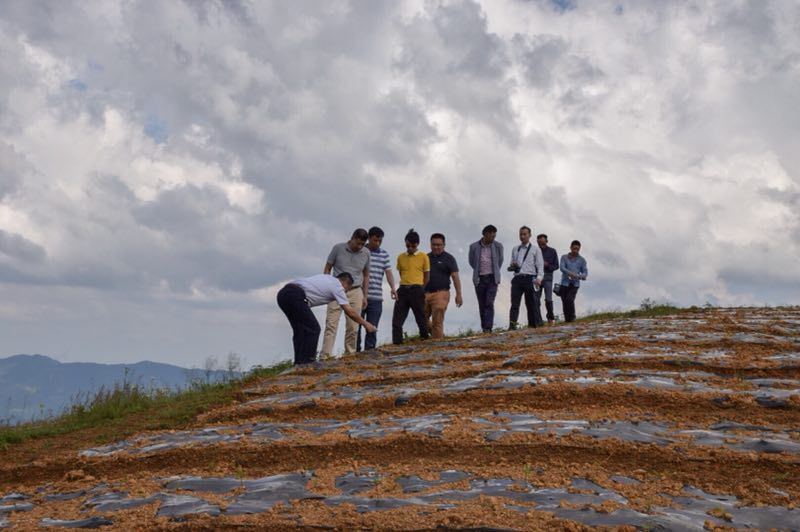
<box><xmin>392</xmin><ymin>229</ymin><xmax>430</xmax><ymax>344</ymax></box>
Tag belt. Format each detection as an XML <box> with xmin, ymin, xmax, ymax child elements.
<box><xmin>479</xmin><ymin>273</ymin><xmax>494</xmax><ymax>278</ymax></box>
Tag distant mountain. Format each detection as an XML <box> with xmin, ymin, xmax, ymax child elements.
<box><xmin>0</xmin><ymin>354</ymin><xmax>234</xmax><ymax>425</ymax></box>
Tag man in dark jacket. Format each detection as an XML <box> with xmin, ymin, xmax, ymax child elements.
<box><xmin>468</xmin><ymin>225</ymin><xmax>504</xmax><ymax>332</ymax></box>
<box><xmin>536</xmin><ymin>234</ymin><xmax>559</xmax><ymax>325</ymax></box>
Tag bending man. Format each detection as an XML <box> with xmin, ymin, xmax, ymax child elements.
<box><xmin>277</xmin><ymin>273</ymin><xmax>376</xmax><ymax>365</ymax></box>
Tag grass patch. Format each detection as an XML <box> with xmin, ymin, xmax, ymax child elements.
<box><xmin>0</xmin><ymin>360</ymin><xmax>291</xmax><ymax>450</ymax></box>
<box><xmin>577</xmin><ymin>298</ymin><xmax>685</xmax><ymax>324</ymax></box>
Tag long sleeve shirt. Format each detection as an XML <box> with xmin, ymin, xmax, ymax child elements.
<box><xmin>559</xmin><ymin>254</ymin><xmax>588</xmax><ymax>287</ymax></box>
<box><xmin>511</xmin><ymin>243</ymin><xmax>543</xmax><ymax>280</ymax></box>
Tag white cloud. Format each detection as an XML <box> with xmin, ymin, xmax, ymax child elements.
<box><xmin>0</xmin><ymin>0</ymin><xmax>798</xmax><ymax>366</ymax></box>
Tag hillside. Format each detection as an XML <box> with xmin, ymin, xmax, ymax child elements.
<box><xmin>0</xmin><ymin>355</ymin><xmax>233</xmax><ymax>424</ymax></box>
<box><xmin>1</xmin><ymin>307</ymin><xmax>799</xmax><ymax>529</ymax></box>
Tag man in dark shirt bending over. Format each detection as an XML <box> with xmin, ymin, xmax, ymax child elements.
<box><xmin>425</xmin><ymin>233</ymin><xmax>463</xmax><ymax>339</ymax></box>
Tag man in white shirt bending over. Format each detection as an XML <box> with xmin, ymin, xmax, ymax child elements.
<box><xmin>277</xmin><ymin>273</ymin><xmax>376</xmax><ymax>365</ymax></box>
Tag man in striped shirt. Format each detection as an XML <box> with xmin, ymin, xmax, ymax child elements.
<box><xmin>357</xmin><ymin>226</ymin><xmax>397</xmax><ymax>351</ymax></box>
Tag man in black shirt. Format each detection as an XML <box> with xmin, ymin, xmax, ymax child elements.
<box><xmin>425</xmin><ymin>233</ymin><xmax>463</xmax><ymax>338</ymax></box>
<box><xmin>536</xmin><ymin>233</ymin><xmax>559</xmax><ymax>324</ymax></box>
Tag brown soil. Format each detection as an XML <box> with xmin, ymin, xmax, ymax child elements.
<box><xmin>2</xmin><ymin>307</ymin><xmax>799</xmax><ymax>530</ymax></box>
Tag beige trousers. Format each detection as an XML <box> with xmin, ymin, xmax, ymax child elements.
<box><xmin>321</xmin><ymin>287</ymin><xmax>363</xmax><ymax>356</ymax></box>
<box><xmin>424</xmin><ymin>290</ymin><xmax>450</xmax><ymax>339</ymax></box>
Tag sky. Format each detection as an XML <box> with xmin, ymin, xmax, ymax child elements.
<box><xmin>0</xmin><ymin>0</ymin><xmax>798</xmax><ymax>369</ymax></box>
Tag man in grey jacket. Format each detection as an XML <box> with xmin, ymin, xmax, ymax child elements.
<box><xmin>468</xmin><ymin>225</ymin><xmax>504</xmax><ymax>332</ymax></box>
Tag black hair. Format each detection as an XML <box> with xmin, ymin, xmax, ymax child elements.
<box><xmin>368</xmin><ymin>226</ymin><xmax>384</xmax><ymax>238</ymax></box>
<box><xmin>351</xmin><ymin>228</ymin><xmax>368</xmax><ymax>241</ymax></box>
<box><xmin>537</xmin><ymin>233</ymin><xmax>547</xmax><ymax>240</ymax></box>
<box><xmin>336</xmin><ymin>272</ymin><xmax>354</xmax><ymax>285</ymax></box>
<box><xmin>571</xmin><ymin>240</ymin><xmax>581</xmax><ymax>247</ymax></box>
<box><xmin>519</xmin><ymin>226</ymin><xmax>531</xmax><ymax>234</ymax></box>
<box><xmin>405</xmin><ymin>228</ymin><xmax>420</xmax><ymax>245</ymax></box>
<box><xmin>430</xmin><ymin>233</ymin><xmax>446</xmax><ymax>244</ymax></box>
<box><xmin>482</xmin><ymin>224</ymin><xmax>497</xmax><ymax>235</ymax></box>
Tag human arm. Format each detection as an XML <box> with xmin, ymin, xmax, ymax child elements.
<box><xmin>452</xmin><ymin>272</ymin><xmax>463</xmax><ymax>307</ymax></box>
<box><xmin>324</xmin><ymin>245</ymin><xmax>338</xmax><ymax>274</ymax></box>
<box><xmin>533</xmin><ymin>247</ymin><xmax>543</xmax><ymax>286</ymax></box>
<box><xmin>385</xmin><ymin>268</ymin><xmax>397</xmax><ymax>300</ymax></box>
<box><xmin>423</xmin><ymin>254</ymin><xmax>430</xmax><ymax>287</ymax></box>
<box><xmin>559</xmin><ymin>255</ymin><xmax>577</xmax><ymax>279</ymax></box>
<box><xmin>497</xmin><ymin>242</ymin><xmax>504</xmax><ymax>268</ymax></box>
<box><xmin>579</xmin><ymin>258</ymin><xmax>588</xmax><ymax>280</ymax></box>
<box><xmin>341</xmin><ymin>304</ymin><xmax>376</xmax><ymax>333</ymax></box>
<box><xmin>467</xmin><ymin>243</ymin><xmax>476</xmax><ymax>269</ymax></box>
<box><xmin>361</xmin><ymin>263</ymin><xmax>370</xmax><ymax>309</ymax></box>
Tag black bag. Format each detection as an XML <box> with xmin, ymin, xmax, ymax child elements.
<box><xmin>553</xmin><ymin>283</ymin><xmax>562</xmax><ymax>296</ymax></box>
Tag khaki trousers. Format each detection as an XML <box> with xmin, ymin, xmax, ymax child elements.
<box><xmin>321</xmin><ymin>287</ymin><xmax>363</xmax><ymax>356</ymax></box>
<box><xmin>424</xmin><ymin>290</ymin><xmax>450</xmax><ymax>339</ymax></box>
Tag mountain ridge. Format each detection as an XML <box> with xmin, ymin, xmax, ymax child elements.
<box><xmin>0</xmin><ymin>354</ymin><xmax>233</xmax><ymax>424</ymax></box>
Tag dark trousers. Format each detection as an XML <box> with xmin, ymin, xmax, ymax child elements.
<box><xmin>392</xmin><ymin>285</ymin><xmax>428</xmax><ymax>344</ymax></box>
<box><xmin>510</xmin><ymin>275</ymin><xmax>540</xmax><ymax>327</ymax></box>
<box><xmin>357</xmin><ymin>299</ymin><xmax>383</xmax><ymax>351</ymax></box>
<box><xmin>475</xmin><ymin>275</ymin><xmax>498</xmax><ymax>332</ymax></box>
<box><xmin>277</xmin><ymin>284</ymin><xmax>321</xmax><ymax>365</ymax></box>
<box><xmin>560</xmin><ymin>284</ymin><xmax>580</xmax><ymax>322</ymax></box>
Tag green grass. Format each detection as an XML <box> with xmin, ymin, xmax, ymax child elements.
<box><xmin>0</xmin><ymin>361</ymin><xmax>291</xmax><ymax>450</ymax></box>
<box><xmin>576</xmin><ymin>298</ymin><xmax>685</xmax><ymax>323</ymax></box>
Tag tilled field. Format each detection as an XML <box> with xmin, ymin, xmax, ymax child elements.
<box><xmin>1</xmin><ymin>307</ymin><xmax>799</xmax><ymax>530</ymax></box>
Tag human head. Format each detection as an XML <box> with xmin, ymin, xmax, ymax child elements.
<box><xmin>481</xmin><ymin>224</ymin><xmax>497</xmax><ymax>244</ymax></box>
<box><xmin>570</xmin><ymin>240</ymin><xmax>581</xmax><ymax>254</ymax></box>
<box><xmin>519</xmin><ymin>226</ymin><xmax>531</xmax><ymax>244</ymax></box>
<box><xmin>405</xmin><ymin>228</ymin><xmax>420</xmax><ymax>252</ymax></box>
<box><xmin>348</xmin><ymin>228</ymin><xmax>368</xmax><ymax>252</ymax></box>
<box><xmin>537</xmin><ymin>234</ymin><xmax>548</xmax><ymax>247</ymax></box>
<box><xmin>430</xmin><ymin>233</ymin><xmax>446</xmax><ymax>255</ymax></box>
<box><xmin>367</xmin><ymin>226</ymin><xmax>384</xmax><ymax>250</ymax></box>
<box><xmin>336</xmin><ymin>272</ymin><xmax>354</xmax><ymax>290</ymax></box>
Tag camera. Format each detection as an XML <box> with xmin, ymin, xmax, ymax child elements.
<box><xmin>507</xmin><ymin>263</ymin><xmax>520</xmax><ymax>273</ymax></box>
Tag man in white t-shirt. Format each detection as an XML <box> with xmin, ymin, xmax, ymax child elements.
<box><xmin>277</xmin><ymin>273</ymin><xmax>376</xmax><ymax>365</ymax></box>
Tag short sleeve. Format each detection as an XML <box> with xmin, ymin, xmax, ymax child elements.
<box><xmin>326</xmin><ymin>244</ymin><xmax>338</xmax><ymax>265</ymax></box>
<box><xmin>382</xmin><ymin>251</ymin><xmax>391</xmax><ymax>271</ymax></box>
<box><xmin>422</xmin><ymin>253</ymin><xmax>431</xmax><ymax>272</ymax></box>
<box><xmin>396</xmin><ymin>254</ymin><xmax>402</xmax><ymax>271</ymax></box>
<box><xmin>448</xmin><ymin>254</ymin><xmax>459</xmax><ymax>273</ymax></box>
<box><xmin>331</xmin><ymin>281</ymin><xmax>350</xmax><ymax>306</ymax></box>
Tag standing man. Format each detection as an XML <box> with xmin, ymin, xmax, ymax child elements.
<box><xmin>277</xmin><ymin>273</ymin><xmax>376</xmax><ymax>366</ymax></box>
<box><xmin>559</xmin><ymin>240</ymin><xmax>588</xmax><ymax>322</ymax></box>
<box><xmin>357</xmin><ymin>226</ymin><xmax>397</xmax><ymax>352</ymax></box>
<box><xmin>508</xmin><ymin>226</ymin><xmax>543</xmax><ymax>330</ymax></box>
<box><xmin>425</xmin><ymin>233</ymin><xmax>463</xmax><ymax>339</ymax></box>
<box><xmin>322</xmin><ymin>228</ymin><xmax>371</xmax><ymax>357</ymax></box>
<box><xmin>392</xmin><ymin>229</ymin><xmax>430</xmax><ymax>344</ymax></box>
<box><xmin>468</xmin><ymin>225</ymin><xmax>504</xmax><ymax>333</ymax></box>
<box><xmin>536</xmin><ymin>233</ymin><xmax>559</xmax><ymax>325</ymax></box>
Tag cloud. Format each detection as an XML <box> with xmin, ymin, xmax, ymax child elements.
<box><xmin>0</xmin><ymin>0</ymin><xmax>798</xmax><ymax>366</ymax></box>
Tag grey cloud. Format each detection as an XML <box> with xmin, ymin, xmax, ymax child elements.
<box><xmin>396</xmin><ymin>0</ymin><xmax>517</xmax><ymax>140</ymax></box>
<box><xmin>0</xmin><ymin>230</ymin><xmax>46</xmax><ymax>263</ymax></box>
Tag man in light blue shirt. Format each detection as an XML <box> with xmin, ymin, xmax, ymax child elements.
<box><xmin>559</xmin><ymin>240</ymin><xmax>588</xmax><ymax>322</ymax></box>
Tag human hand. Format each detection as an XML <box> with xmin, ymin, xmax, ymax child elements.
<box><xmin>365</xmin><ymin>323</ymin><xmax>377</xmax><ymax>333</ymax></box>
<box><xmin>391</xmin><ymin>289</ymin><xmax>398</xmax><ymax>300</ymax></box>
<box><xmin>361</xmin><ymin>298</ymin><xmax>368</xmax><ymax>310</ymax></box>
<box><xmin>455</xmin><ymin>294</ymin><xmax>463</xmax><ymax>307</ymax></box>
<box><xmin>534</xmin><ymin>278</ymin><xmax>541</xmax><ymax>287</ymax></box>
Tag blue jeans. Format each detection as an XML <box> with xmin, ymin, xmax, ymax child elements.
<box><xmin>357</xmin><ymin>299</ymin><xmax>383</xmax><ymax>351</ymax></box>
